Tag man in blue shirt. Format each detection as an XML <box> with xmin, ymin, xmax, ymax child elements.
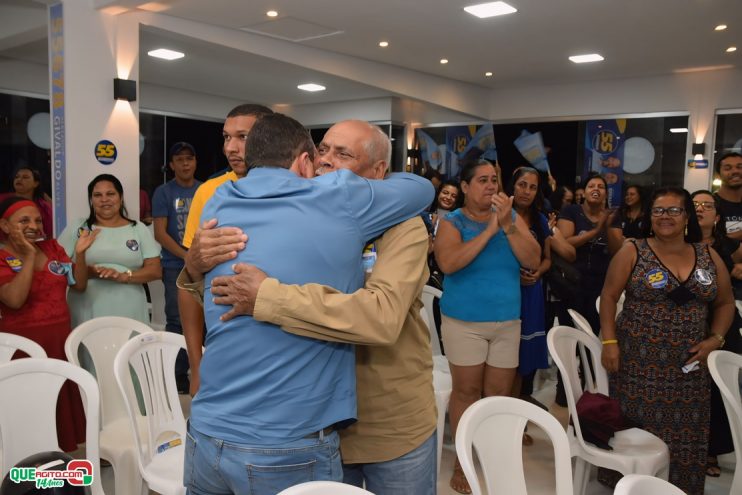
<box><xmin>152</xmin><ymin>142</ymin><xmax>202</xmax><ymax>393</ymax></box>
<box><xmin>184</xmin><ymin>113</ymin><xmax>433</xmax><ymax>495</ymax></box>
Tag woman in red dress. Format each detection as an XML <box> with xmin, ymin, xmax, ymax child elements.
<box><xmin>0</xmin><ymin>197</ymin><xmax>98</xmax><ymax>451</ymax></box>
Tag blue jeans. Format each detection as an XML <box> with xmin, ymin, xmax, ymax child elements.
<box><xmin>163</xmin><ymin>265</ymin><xmax>189</xmax><ymax>376</ymax></box>
<box><xmin>343</xmin><ymin>432</ymin><xmax>437</xmax><ymax>495</ymax></box>
<box><xmin>184</xmin><ymin>423</ymin><xmax>342</xmax><ymax>495</ymax></box>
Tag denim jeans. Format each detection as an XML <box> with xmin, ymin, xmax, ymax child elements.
<box><xmin>163</xmin><ymin>265</ymin><xmax>189</xmax><ymax>376</ymax></box>
<box><xmin>184</xmin><ymin>423</ymin><xmax>342</xmax><ymax>495</ymax></box>
<box><xmin>343</xmin><ymin>432</ymin><xmax>437</xmax><ymax>495</ymax></box>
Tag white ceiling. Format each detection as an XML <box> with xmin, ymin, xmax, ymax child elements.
<box><xmin>1</xmin><ymin>0</ymin><xmax>741</xmax><ymax>111</ymax></box>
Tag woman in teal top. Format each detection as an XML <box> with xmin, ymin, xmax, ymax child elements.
<box><xmin>434</xmin><ymin>159</ymin><xmax>540</xmax><ymax>494</ymax></box>
<box><xmin>59</xmin><ymin>174</ymin><xmax>161</xmax><ymax>326</ymax></box>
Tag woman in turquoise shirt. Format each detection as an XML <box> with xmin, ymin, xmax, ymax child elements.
<box><xmin>434</xmin><ymin>159</ymin><xmax>540</xmax><ymax>494</ymax></box>
<box><xmin>59</xmin><ymin>174</ymin><xmax>161</xmax><ymax>326</ymax></box>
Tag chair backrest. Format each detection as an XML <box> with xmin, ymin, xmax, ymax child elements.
<box><xmin>595</xmin><ymin>291</ymin><xmax>625</xmax><ymax>316</ymax></box>
<box><xmin>65</xmin><ymin>316</ymin><xmax>154</xmax><ymax>427</ymax></box>
<box><xmin>613</xmin><ymin>474</ymin><xmax>685</xmax><ymax>495</ymax></box>
<box><xmin>455</xmin><ymin>396</ymin><xmax>573</xmax><ymax>495</ymax></box>
<box><xmin>113</xmin><ymin>331</ymin><xmax>187</xmax><ymax>472</ymax></box>
<box><xmin>277</xmin><ymin>480</ymin><xmax>375</xmax><ymax>494</ymax></box>
<box><xmin>565</xmin><ymin>310</ymin><xmax>600</xmax><ymax>391</ymax></box>
<box><xmin>0</xmin><ymin>333</ymin><xmax>46</xmax><ymax>362</ymax></box>
<box><xmin>547</xmin><ymin>325</ymin><xmax>609</xmax><ymax>451</ymax></box>
<box><xmin>707</xmin><ymin>350</ymin><xmax>742</xmax><ymax>494</ymax></box>
<box><xmin>420</xmin><ymin>285</ymin><xmax>443</xmax><ymax>356</ymax></box>
<box><xmin>0</xmin><ymin>358</ymin><xmax>103</xmax><ymax>495</ymax></box>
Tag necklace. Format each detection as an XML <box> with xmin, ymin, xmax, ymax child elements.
<box><xmin>461</xmin><ymin>206</ymin><xmax>491</xmax><ymax>222</ymax></box>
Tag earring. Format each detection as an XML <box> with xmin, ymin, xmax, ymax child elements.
<box><xmin>685</xmin><ymin>224</ymin><xmax>688</xmax><ymax>236</ymax></box>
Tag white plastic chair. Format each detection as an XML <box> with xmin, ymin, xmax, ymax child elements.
<box><xmin>455</xmin><ymin>396</ymin><xmax>573</xmax><ymax>495</ymax></box>
<box><xmin>0</xmin><ymin>358</ymin><xmax>104</xmax><ymax>495</ymax></box>
<box><xmin>708</xmin><ymin>350</ymin><xmax>742</xmax><ymax>495</ymax></box>
<box><xmin>547</xmin><ymin>326</ymin><xmax>670</xmax><ymax>495</ymax></box>
<box><xmin>566</xmin><ymin>309</ymin><xmax>600</xmax><ymax>392</ymax></box>
<box><xmin>0</xmin><ymin>332</ymin><xmax>46</xmax><ymax>362</ymax></box>
<box><xmin>432</xmin><ymin>368</ymin><xmax>452</xmax><ymax>477</ymax></box>
<box><xmin>420</xmin><ymin>285</ymin><xmax>449</xmax><ymax>373</ymax></box>
<box><xmin>595</xmin><ymin>291</ymin><xmax>625</xmax><ymax>316</ymax></box>
<box><xmin>114</xmin><ymin>332</ymin><xmax>187</xmax><ymax>495</ymax></box>
<box><xmin>613</xmin><ymin>474</ymin><xmax>685</xmax><ymax>495</ymax></box>
<box><xmin>277</xmin><ymin>480</ymin><xmax>374</xmax><ymax>494</ymax></box>
<box><xmin>66</xmin><ymin>316</ymin><xmax>154</xmax><ymax>495</ymax></box>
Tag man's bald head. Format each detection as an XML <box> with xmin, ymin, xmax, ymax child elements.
<box><xmin>316</xmin><ymin>120</ymin><xmax>391</xmax><ymax>179</ymax></box>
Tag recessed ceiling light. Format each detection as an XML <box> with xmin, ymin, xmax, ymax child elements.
<box><xmin>715</xmin><ymin>24</ymin><xmax>727</xmax><ymax>31</ymax></box>
<box><xmin>670</xmin><ymin>128</ymin><xmax>689</xmax><ymax>133</ymax></box>
<box><xmin>147</xmin><ymin>48</ymin><xmax>185</xmax><ymax>60</ymax></box>
<box><xmin>569</xmin><ymin>53</ymin><xmax>604</xmax><ymax>63</ymax></box>
<box><xmin>266</xmin><ymin>10</ymin><xmax>278</xmax><ymax>17</ymax></box>
<box><xmin>464</xmin><ymin>2</ymin><xmax>517</xmax><ymax>18</ymax></box>
<box><xmin>297</xmin><ymin>83</ymin><xmax>326</xmax><ymax>92</ymax></box>
<box><xmin>485</xmin><ymin>72</ymin><xmax>493</xmax><ymax>77</ymax></box>
<box><xmin>440</xmin><ymin>58</ymin><xmax>449</xmax><ymax>64</ymax></box>
<box><xmin>727</xmin><ymin>46</ymin><xmax>737</xmax><ymax>53</ymax></box>
<box><xmin>379</xmin><ymin>41</ymin><xmax>389</xmax><ymax>47</ymax></box>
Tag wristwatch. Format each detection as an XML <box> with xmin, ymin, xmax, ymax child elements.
<box><xmin>125</xmin><ymin>269</ymin><xmax>133</xmax><ymax>283</ymax></box>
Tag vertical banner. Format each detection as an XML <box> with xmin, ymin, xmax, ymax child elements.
<box><xmin>583</xmin><ymin>119</ymin><xmax>626</xmax><ymax>208</ymax></box>
<box><xmin>49</xmin><ymin>3</ymin><xmax>66</xmax><ymax>236</ymax></box>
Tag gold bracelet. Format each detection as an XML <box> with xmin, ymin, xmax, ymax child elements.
<box><xmin>601</xmin><ymin>339</ymin><xmax>618</xmax><ymax>345</ymax></box>
<box><xmin>710</xmin><ymin>332</ymin><xmax>725</xmax><ymax>348</ymax></box>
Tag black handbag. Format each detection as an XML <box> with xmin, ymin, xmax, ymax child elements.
<box><xmin>546</xmin><ymin>252</ymin><xmax>581</xmax><ymax>302</ymax></box>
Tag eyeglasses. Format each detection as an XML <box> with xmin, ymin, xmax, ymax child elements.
<box><xmin>692</xmin><ymin>200</ymin><xmax>715</xmax><ymax>211</ymax></box>
<box><xmin>651</xmin><ymin>206</ymin><xmax>685</xmax><ymax>217</ymax></box>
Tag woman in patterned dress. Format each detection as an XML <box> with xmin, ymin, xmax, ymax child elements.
<box><xmin>600</xmin><ymin>187</ymin><xmax>735</xmax><ymax>494</ymax></box>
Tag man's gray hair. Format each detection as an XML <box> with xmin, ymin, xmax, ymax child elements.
<box><xmin>365</xmin><ymin>124</ymin><xmax>392</xmax><ymax>166</ymax></box>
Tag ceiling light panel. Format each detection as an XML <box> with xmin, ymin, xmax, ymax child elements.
<box><xmin>669</xmin><ymin>128</ymin><xmax>688</xmax><ymax>133</ymax></box>
<box><xmin>147</xmin><ymin>48</ymin><xmax>185</xmax><ymax>60</ymax></box>
<box><xmin>298</xmin><ymin>83</ymin><xmax>326</xmax><ymax>92</ymax></box>
<box><xmin>569</xmin><ymin>53</ymin><xmax>604</xmax><ymax>63</ymax></box>
<box><xmin>464</xmin><ymin>2</ymin><xmax>517</xmax><ymax>18</ymax></box>
<box><xmin>715</xmin><ymin>24</ymin><xmax>727</xmax><ymax>31</ymax></box>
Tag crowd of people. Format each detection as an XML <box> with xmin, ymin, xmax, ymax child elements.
<box><xmin>0</xmin><ymin>99</ymin><xmax>740</xmax><ymax>494</ymax></box>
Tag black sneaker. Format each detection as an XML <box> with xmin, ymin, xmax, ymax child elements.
<box><xmin>176</xmin><ymin>374</ymin><xmax>190</xmax><ymax>395</ymax></box>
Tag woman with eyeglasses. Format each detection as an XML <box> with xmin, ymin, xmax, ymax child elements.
<box><xmin>599</xmin><ymin>187</ymin><xmax>735</xmax><ymax>494</ymax></box>
<box><xmin>691</xmin><ymin>189</ymin><xmax>742</xmax><ymax>478</ymax></box>
<box><xmin>434</xmin><ymin>159</ymin><xmax>540</xmax><ymax>494</ymax></box>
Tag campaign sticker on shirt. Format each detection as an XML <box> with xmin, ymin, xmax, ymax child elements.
<box><xmin>48</xmin><ymin>260</ymin><xmax>68</xmax><ymax>276</ymax></box>
<box><xmin>126</xmin><ymin>239</ymin><xmax>140</xmax><ymax>251</ymax></box>
<box><xmin>77</xmin><ymin>227</ymin><xmax>90</xmax><ymax>238</ymax></box>
<box><xmin>5</xmin><ymin>256</ymin><xmax>22</xmax><ymax>272</ymax></box>
<box><xmin>694</xmin><ymin>268</ymin><xmax>712</xmax><ymax>286</ymax></box>
<box><xmin>645</xmin><ymin>268</ymin><xmax>668</xmax><ymax>289</ymax></box>
<box><xmin>362</xmin><ymin>242</ymin><xmax>377</xmax><ymax>273</ymax></box>
<box><xmin>174</xmin><ymin>198</ymin><xmax>186</xmax><ymax>212</ymax></box>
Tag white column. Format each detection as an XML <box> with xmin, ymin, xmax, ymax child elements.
<box><xmin>51</xmin><ymin>0</ymin><xmax>139</xmax><ymax>234</ymax></box>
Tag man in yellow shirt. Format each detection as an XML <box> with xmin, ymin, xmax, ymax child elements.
<box><xmin>181</xmin><ymin>121</ymin><xmax>437</xmax><ymax>494</ymax></box>
<box><xmin>178</xmin><ymin>103</ymin><xmax>273</xmax><ymax>395</ymax></box>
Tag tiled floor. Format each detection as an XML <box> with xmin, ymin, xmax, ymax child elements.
<box><xmin>88</xmin><ymin>369</ymin><xmax>735</xmax><ymax>494</ymax></box>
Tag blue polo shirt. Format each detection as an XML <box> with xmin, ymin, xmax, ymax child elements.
<box><xmin>151</xmin><ymin>179</ymin><xmax>201</xmax><ymax>268</ymax></box>
<box><xmin>191</xmin><ymin>167</ymin><xmax>433</xmax><ymax>444</ymax></box>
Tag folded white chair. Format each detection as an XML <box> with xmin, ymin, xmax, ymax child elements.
<box><xmin>0</xmin><ymin>332</ymin><xmax>46</xmax><ymax>362</ymax></box>
<box><xmin>114</xmin><ymin>332</ymin><xmax>187</xmax><ymax>495</ymax></box>
<box><xmin>66</xmin><ymin>316</ymin><xmax>154</xmax><ymax>495</ymax></box>
<box><xmin>708</xmin><ymin>350</ymin><xmax>742</xmax><ymax>495</ymax></box>
<box><xmin>0</xmin><ymin>358</ymin><xmax>104</xmax><ymax>495</ymax></box>
<box><xmin>547</xmin><ymin>326</ymin><xmax>669</xmax><ymax>495</ymax></box>
<box><xmin>613</xmin><ymin>474</ymin><xmax>685</xmax><ymax>495</ymax></box>
<box><xmin>455</xmin><ymin>396</ymin><xmax>573</xmax><ymax>495</ymax></box>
